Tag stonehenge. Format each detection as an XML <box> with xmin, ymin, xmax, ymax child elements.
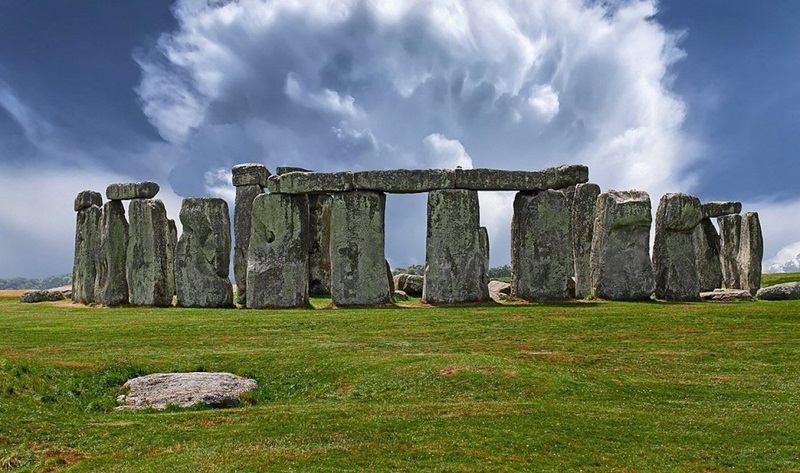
<box><xmin>71</xmin><ymin>163</ymin><xmax>769</xmax><ymax>309</ymax></box>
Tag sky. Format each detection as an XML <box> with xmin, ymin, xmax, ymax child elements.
<box><xmin>0</xmin><ymin>0</ymin><xmax>798</xmax><ymax>278</ymax></box>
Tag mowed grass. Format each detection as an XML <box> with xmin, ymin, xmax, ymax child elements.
<box><xmin>1</xmin><ymin>292</ymin><xmax>800</xmax><ymax>471</ymax></box>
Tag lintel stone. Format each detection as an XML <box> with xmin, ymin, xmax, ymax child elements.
<box><xmin>106</xmin><ymin>181</ymin><xmax>160</xmax><ymax>201</ymax></box>
<box><xmin>74</xmin><ymin>190</ymin><xmax>103</xmax><ymax>212</ymax></box>
<box><xmin>702</xmin><ymin>201</ymin><xmax>742</xmax><ymax>218</ymax></box>
<box><xmin>455</xmin><ymin>164</ymin><xmax>588</xmax><ymax>191</ymax></box>
<box><xmin>352</xmin><ymin>169</ymin><xmax>456</xmax><ymax>193</ymax></box>
<box><xmin>231</xmin><ymin>163</ymin><xmax>270</xmax><ymax>187</ymax></box>
<box><xmin>267</xmin><ymin>171</ymin><xmax>353</xmax><ymax>194</ymax></box>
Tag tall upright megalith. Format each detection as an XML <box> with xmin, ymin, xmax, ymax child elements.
<box><xmin>127</xmin><ymin>199</ymin><xmax>173</xmax><ymax>306</ymax></box>
<box><xmin>590</xmin><ymin>190</ymin><xmax>655</xmax><ymax>301</ymax></box>
<box><xmin>693</xmin><ymin>219</ymin><xmax>723</xmax><ymax>292</ymax></box>
<box><xmin>330</xmin><ymin>191</ymin><xmax>391</xmax><ymax>306</ymax></box>
<box><xmin>571</xmin><ymin>183</ymin><xmax>601</xmax><ymax>299</ymax></box>
<box><xmin>72</xmin><ymin>191</ymin><xmax>103</xmax><ymax>304</ymax></box>
<box><xmin>423</xmin><ymin>189</ymin><xmax>489</xmax><ymax>304</ymax></box>
<box><xmin>308</xmin><ymin>194</ymin><xmax>333</xmax><ymax>295</ymax></box>
<box><xmin>231</xmin><ymin>163</ymin><xmax>269</xmax><ymax>306</ymax></box>
<box><xmin>95</xmin><ymin>200</ymin><xmax>129</xmax><ymax>306</ymax></box>
<box><xmin>175</xmin><ymin>198</ymin><xmax>233</xmax><ymax>308</ymax></box>
<box><xmin>717</xmin><ymin>214</ymin><xmax>743</xmax><ymax>289</ymax></box>
<box><xmin>653</xmin><ymin>193</ymin><xmax>703</xmax><ymax>301</ymax></box>
<box><xmin>246</xmin><ymin>193</ymin><xmax>310</xmax><ymax>308</ymax></box>
<box><xmin>511</xmin><ymin>189</ymin><xmax>572</xmax><ymax>300</ymax></box>
<box><xmin>739</xmin><ymin>212</ymin><xmax>763</xmax><ymax>295</ymax></box>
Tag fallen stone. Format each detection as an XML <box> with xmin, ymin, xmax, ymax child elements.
<box><xmin>95</xmin><ymin>200</ymin><xmax>129</xmax><ymax>306</ymax></box>
<box><xmin>267</xmin><ymin>171</ymin><xmax>353</xmax><ymax>194</ymax></box>
<box><xmin>330</xmin><ymin>191</ymin><xmax>391</xmax><ymax>306</ymax></box>
<box><xmin>511</xmin><ymin>190</ymin><xmax>573</xmax><ymax>300</ymax></box>
<box><xmin>106</xmin><ymin>181</ymin><xmax>160</xmax><ymax>201</ymax></box>
<box><xmin>693</xmin><ymin>218</ymin><xmax>723</xmax><ymax>292</ymax></box>
<box><xmin>700</xmin><ymin>289</ymin><xmax>753</xmax><ymax>301</ymax></box>
<box><xmin>231</xmin><ymin>163</ymin><xmax>270</xmax><ymax>187</ymax></box>
<box><xmin>702</xmin><ymin>201</ymin><xmax>742</xmax><ymax>218</ymax></box>
<box><xmin>308</xmin><ymin>194</ymin><xmax>333</xmax><ymax>296</ymax></box>
<box><xmin>717</xmin><ymin>214</ymin><xmax>742</xmax><ymax>289</ymax></box>
<box><xmin>590</xmin><ymin>190</ymin><xmax>655</xmax><ymax>301</ymax></box>
<box><xmin>117</xmin><ymin>372</ymin><xmax>257</xmax><ymax>410</ymax></box>
<box><xmin>393</xmin><ymin>290</ymin><xmax>409</xmax><ymax>301</ymax></box>
<box><xmin>423</xmin><ymin>189</ymin><xmax>489</xmax><ymax>304</ymax></box>
<box><xmin>74</xmin><ymin>190</ymin><xmax>102</xmax><ymax>212</ymax></box>
<box><xmin>72</xmin><ymin>204</ymin><xmax>102</xmax><ymax>304</ymax></box>
<box><xmin>455</xmin><ymin>164</ymin><xmax>588</xmax><ymax>191</ymax></box>
<box><xmin>488</xmin><ymin>280</ymin><xmax>511</xmax><ymax>295</ymax></box>
<box><xmin>246</xmin><ymin>193</ymin><xmax>310</xmax><ymax>308</ymax></box>
<box><xmin>571</xmin><ymin>183</ymin><xmax>601</xmax><ymax>299</ymax></box>
<box><xmin>233</xmin><ymin>184</ymin><xmax>264</xmax><ymax>305</ymax></box>
<box><xmin>175</xmin><ymin>198</ymin><xmax>233</xmax><ymax>308</ymax></box>
<box><xmin>756</xmin><ymin>282</ymin><xmax>800</xmax><ymax>300</ymax></box>
<box><xmin>739</xmin><ymin>212</ymin><xmax>763</xmax><ymax>296</ymax></box>
<box><xmin>352</xmin><ymin>169</ymin><xmax>456</xmax><ymax>193</ymax></box>
<box><xmin>653</xmin><ymin>193</ymin><xmax>703</xmax><ymax>301</ymax></box>
<box><xmin>127</xmin><ymin>199</ymin><xmax>173</xmax><ymax>307</ymax></box>
<box><xmin>19</xmin><ymin>289</ymin><xmax>65</xmax><ymax>303</ymax></box>
<box><xmin>394</xmin><ymin>274</ymin><xmax>424</xmax><ymax>296</ymax></box>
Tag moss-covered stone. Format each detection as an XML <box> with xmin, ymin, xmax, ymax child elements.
<box><xmin>127</xmin><ymin>199</ymin><xmax>173</xmax><ymax>307</ymax></box>
<box><xmin>72</xmin><ymin>204</ymin><xmax>102</xmax><ymax>304</ymax></box>
<box><xmin>95</xmin><ymin>200</ymin><xmax>129</xmax><ymax>306</ymax></box>
<box><xmin>653</xmin><ymin>193</ymin><xmax>703</xmax><ymax>301</ymax></box>
<box><xmin>693</xmin><ymin>218</ymin><xmax>723</xmax><ymax>292</ymax></box>
<box><xmin>571</xmin><ymin>183</ymin><xmax>600</xmax><ymax>298</ymax></box>
<box><xmin>233</xmin><ymin>184</ymin><xmax>263</xmax><ymax>305</ymax></box>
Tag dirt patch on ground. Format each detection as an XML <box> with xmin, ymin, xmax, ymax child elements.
<box><xmin>0</xmin><ymin>290</ymin><xmax>25</xmax><ymax>298</ymax></box>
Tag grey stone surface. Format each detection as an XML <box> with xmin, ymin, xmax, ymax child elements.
<box><xmin>455</xmin><ymin>164</ymin><xmax>588</xmax><ymax>191</ymax></box>
<box><xmin>393</xmin><ymin>290</ymin><xmax>409</xmax><ymax>301</ymax></box>
<box><xmin>233</xmin><ymin>184</ymin><xmax>264</xmax><ymax>305</ymax></box>
<box><xmin>386</xmin><ymin>260</ymin><xmax>395</xmax><ymax>294</ymax></box>
<box><xmin>739</xmin><ymin>212</ymin><xmax>763</xmax><ymax>296</ymax></box>
<box><xmin>167</xmin><ymin>219</ymin><xmax>177</xmax><ymax>297</ymax></box>
<box><xmin>95</xmin><ymin>200</ymin><xmax>129</xmax><ymax>306</ymax></box>
<box><xmin>106</xmin><ymin>181</ymin><xmax>160</xmax><ymax>201</ymax></box>
<box><xmin>276</xmin><ymin>166</ymin><xmax>312</xmax><ymax>175</ymax></box>
<box><xmin>757</xmin><ymin>282</ymin><xmax>800</xmax><ymax>300</ymax></box>
<box><xmin>511</xmin><ymin>190</ymin><xmax>573</xmax><ymax>300</ymax></box>
<box><xmin>488</xmin><ymin>280</ymin><xmax>511</xmax><ymax>295</ymax></box>
<box><xmin>308</xmin><ymin>194</ymin><xmax>332</xmax><ymax>296</ymax></box>
<box><xmin>74</xmin><ymin>190</ymin><xmax>102</xmax><ymax>212</ymax></box>
<box><xmin>352</xmin><ymin>169</ymin><xmax>456</xmax><ymax>193</ymax></box>
<box><xmin>571</xmin><ymin>183</ymin><xmax>601</xmax><ymax>298</ymax></box>
<box><xmin>330</xmin><ymin>191</ymin><xmax>391</xmax><ymax>306</ymax></box>
<box><xmin>117</xmin><ymin>372</ymin><xmax>257</xmax><ymax>410</ymax></box>
<box><xmin>717</xmin><ymin>214</ymin><xmax>742</xmax><ymax>289</ymax></box>
<box><xmin>702</xmin><ymin>201</ymin><xmax>742</xmax><ymax>218</ymax></box>
<box><xmin>268</xmin><ymin>171</ymin><xmax>353</xmax><ymax>194</ymax></box>
<box><xmin>231</xmin><ymin>163</ymin><xmax>270</xmax><ymax>187</ymax></box>
<box><xmin>72</xmin><ymin>204</ymin><xmax>102</xmax><ymax>304</ymax></box>
<box><xmin>423</xmin><ymin>189</ymin><xmax>490</xmax><ymax>304</ymax></box>
<box><xmin>653</xmin><ymin>193</ymin><xmax>703</xmax><ymax>301</ymax></box>
<box><xmin>693</xmin><ymin>218</ymin><xmax>723</xmax><ymax>292</ymax></box>
<box><xmin>700</xmin><ymin>289</ymin><xmax>754</xmax><ymax>301</ymax></box>
<box><xmin>393</xmin><ymin>274</ymin><xmax>424</xmax><ymax>296</ymax></box>
<box><xmin>175</xmin><ymin>198</ymin><xmax>233</xmax><ymax>308</ymax></box>
<box><xmin>479</xmin><ymin>226</ymin><xmax>490</xmax><ymax>291</ymax></box>
<box><xmin>19</xmin><ymin>289</ymin><xmax>66</xmax><ymax>303</ymax></box>
<box><xmin>127</xmin><ymin>199</ymin><xmax>173</xmax><ymax>307</ymax></box>
<box><xmin>246</xmin><ymin>193</ymin><xmax>310</xmax><ymax>308</ymax></box>
<box><xmin>590</xmin><ymin>190</ymin><xmax>655</xmax><ymax>301</ymax></box>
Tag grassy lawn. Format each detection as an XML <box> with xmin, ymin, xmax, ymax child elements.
<box><xmin>2</xmin><ymin>289</ymin><xmax>800</xmax><ymax>471</ymax></box>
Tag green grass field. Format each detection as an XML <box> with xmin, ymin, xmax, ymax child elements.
<box><xmin>2</xmin><ymin>275</ymin><xmax>800</xmax><ymax>471</ymax></box>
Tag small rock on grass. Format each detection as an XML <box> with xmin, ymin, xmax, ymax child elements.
<box><xmin>117</xmin><ymin>372</ymin><xmax>257</xmax><ymax>410</ymax></box>
<box><xmin>756</xmin><ymin>282</ymin><xmax>800</xmax><ymax>301</ymax></box>
<box><xmin>19</xmin><ymin>289</ymin><xmax>66</xmax><ymax>303</ymax></box>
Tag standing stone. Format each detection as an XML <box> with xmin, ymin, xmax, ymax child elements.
<box><xmin>127</xmin><ymin>199</ymin><xmax>173</xmax><ymax>307</ymax></box>
<box><xmin>72</xmin><ymin>192</ymin><xmax>103</xmax><ymax>304</ymax></box>
<box><xmin>571</xmin><ymin>183</ymin><xmax>601</xmax><ymax>298</ymax></box>
<box><xmin>693</xmin><ymin>218</ymin><xmax>723</xmax><ymax>292</ymax></box>
<box><xmin>423</xmin><ymin>189</ymin><xmax>489</xmax><ymax>304</ymax></box>
<box><xmin>717</xmin><ymin>214</ymin><xmax>743</xmax><ymax>289</ymax></box>
<box><xmin>590</xmin><ymin>190</ymin><xmax>655</xmax><ymax>301</ymax></box>
<box><xmin>653</xmin><ymin>193</ymin><xmax>703</xmax><ymax>301</ymax></box>
<box><xmin>232</xmin><ymin>163</ymin><xmax>269</xmax><ymax>305</ymax></box>
<box><xmin>175</xmin><ymin>198</ymin><xmax>233</xmax><ymax>308</ymax></box>
<box><xmin>95</xmin><ymin>200</ymin><xmax>129</xmax><ymax>306</ymax></box>
<box><xmin>330</xmin><ymin>191</ymin><xmax>391</xmax><ymax>306</ymax></box>
<box><xmin>167</xmin><ymin>219</ymin><xmax>177</xmax><ymax>297</ymax></box>
<box><xmin>246</xmin><ymin>193</ymin><xmax>310</xmax><ymax>308</ymax></box>
<box><xmin>511</xmin><ymin>190</ymin><xmax>572</xmax><ymax>300</ymax></box>
<box><xmin>308</xmin><ymin>194</ymin><xmax>333</xmax><ymax>295</ymax></box>
<box><xmin>739</xmin><ymin>212</ymin><xmax>763</xmax><ymax>296</ymax></box>
<box><xmin>479</xmin><ymin>226</ymin><xmax>490</xmax><ymax>291</ymax></box>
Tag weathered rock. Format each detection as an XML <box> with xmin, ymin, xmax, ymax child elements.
<box><xmin>756</xmin><ymin>282</ymin><xmax>800</xmax><ymax>300</ymax></box>
<box><xmin>455</xmin><ymin>164</ymin><xmax>588</xmax><ymax>191</ymax></box>
<box><xmin>231</xmin><ymin>163</ymin><xmax>270</xmax><ymax>187</ymax></box>
<box><xmin>167</xmin><ymin>219</ymin><xmax>177</xmax><ymax>297</ymax></box>
<box><xmin>511</xmin><ymin>190</ymin><xmax>573</xmax><ymax>300</ymax></box>
<box><xmin>393</xmin><ymin>290</ymin><xmax>409</xmax><ymax>301</ymax></box>
<box><xmin>19</xmin><ymin>289</ymin><xmax>65</xmax><ymax>303</ymax></box>
<box><xmin>175</xmin><ymin>198</ymin><xmax>233</xmax><ymax>308</ymax></box>
<box><xmin>106</xmin><ymin>181</ymin><xmax>160</xmax><ymax>201</ymax></box>
<box><xmin>739</xmin><ymin>212</ymin><xmax>763</xmax><ymax>296</ymax></box>
<box><xmin>308</xmin><ymin>194</ymin><xmax>332</xmax><ymax>296</ymax></box>
<box><xmin>72</xmin><ymin>204</ymin><xmax>102</xmax><ymax>304</ymax></box>
<box><xmin>127</xmin><ymin>199</ymin><xmax>173</xmax><ymax>307</ymax></box>
<box><xmin>479</xmin><ymin>226</ymin><xmax>490</xmax><ymax>290</ymax></box>
<box><xmin>700</xmin><ymin>289</ymin><xmax>753</xmax><ymax>301</ymax></box>
<box><xmin>117</xmin><ymin>372</ymin><xmax>257</xmax><ymax>410</ymax></box>
<box><xmin>590</xmin><ymin>190</ymin><xmax>655</xmax><ymax>301</ymax></box>
<box><xmin>386</xmin><ymin>260</ymin><xmax>395</xmax><ymax>294</ymax></box>
<box><xmin>693</xmin><ymin>218</ymin><xmax>723</xmax><ymax>292</ymax></box>
<box><xmin>488</xmin><ymin>280</ymin><xmax>511</xmax><ymax>295</ymax></box>
<box><xmin>246</xmin><ymin>193</ymin><xmax>310</xmax><ymax>308</ymax></box>
<box><xmin>330</xmin><ymin>191</ymin><xmax>391</xmax><ymax>306</ymax></box>
<box><xmin>653</xmin><ymin>193</ymin><xmax>703</xmax><ymax>301</ymax></box>
<box><xmin>702</xmin><ymin>201</ymin><xmax>742</xmax><ymax>219</ymax></box>
<box><xmin>74</xmin><ymin>190</ymin><xmax>102</xmax><ymax>212</ymax></box>
<box><xmin>276</xmin><ymin>166</ymin><xmax>312</xmax><ymax>175</ymax></box>
<box><xmin>268</xmin><ymin>171</ymin><xmax>353</xmax><ymax>194</ymax></box>
<box><xmin>393</xmin><ymin>274</ymin><xmax>424</xmax><ymax>296</ymax></box>
<box><xmin>352</xmin><ymin>169</ymin><xmax>456</xmax><ymax>193</ymax></box>
<box><xmin>717</xmin><ymin>214</ymin><xmax>742</xmax><ymax>289</ymax></box>
<box><xmin>571</xmin><ymin>183</ymin><xmax>601</xmax><ymax>298</ymax></box>
<box><xmin>233</xmin><ymin>184</ymin><xmax>264</xmax><ymax>305</ymax></box>
<box><xmin>423</xmin><ymin>189</ymin><xmax>489</xmax><ymax>304</ymax></box>
<box><xmin>95</xmin><ymin>200</ymin><xmax>129</xmax><ymax>306</ymax></box>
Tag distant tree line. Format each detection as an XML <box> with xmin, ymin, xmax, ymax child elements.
<box><xmin>392</xmin><ymin>264</ymin><xmax>512</xmax><ymax>278</ymax></box>
<box><xmin>0</xmin><ymin>274</ymin><xmax>72</xmax><ymax>290</ymax></box>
